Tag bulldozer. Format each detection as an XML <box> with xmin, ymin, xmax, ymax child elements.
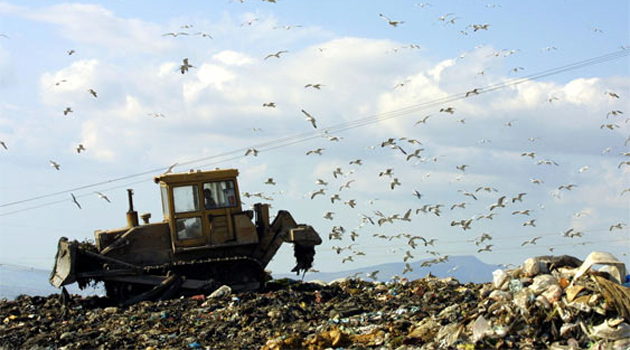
<box><xmin>49</xmin><ymin>168</ymin><xmax>322</xmax><ymax>304</ymax></box>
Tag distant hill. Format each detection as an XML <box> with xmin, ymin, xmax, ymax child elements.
<box><xmin>274</xmin><ymin>255</ymin><xmax>499</xmax><ymax>284</ymax></box>
<box><xmin>0</xmin><ymin>264</ymin><xmax>103</xmax><ymax>300</ymax></box>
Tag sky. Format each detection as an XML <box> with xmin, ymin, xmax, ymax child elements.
<box><xmin>0</xmin><ymin>0</ymin><xmax>629</xmax><ymax>279</ymax></box>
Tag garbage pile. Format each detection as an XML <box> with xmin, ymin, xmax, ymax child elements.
<box><xmin>1</xmin><ymin>252</ymin><xmax>629</xmax><ymax>350</ymax></box>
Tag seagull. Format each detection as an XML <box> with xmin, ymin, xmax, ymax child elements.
<box><xmin>63</xmin><ymin>107</ymin><xmax>73</xmax><ymax>116</ymax></box>
<box><xmin>315</xmin><ymin>179</ymin><xmax>328</xmax><ymax>186</ymax></box>
<box><xmin>379</xmin><ymin>168</ymin><xmax>394</xmax><ymax>177</ymax></box>
<box><xmin>94</xmin><ymin>191</ymin><xmax>111</xmax><ymax>203</ymax></box>
<box><xmin>67</xmin><ymin>49</ymin><xmax>75</xmax><ymax>55</ymax></box>
<box><xmin>512</xmin><ymin>209</ymin><xmax>531</xmax><ymax>216</ymax></box>
<box><xmin>366</xmin><ymin>270</ymin><xmax>379</xmax><ymax>281</ymax></box>
<box><xmin>148</xmin><ymin>113</ymin><xmax>166</xmax><ymax>118</ymax></box>
<box><xmin>459</xmin><ymin>190</ymin><xmax>477</xmax><ymax>200</ymax></box>
<box><xmin>88</xmin><ymin>89</ymin><xmax>98</xmax><ymax>98</ymax></box>
<box><xmin>70</xmin><ymin>193</ymin><xmax>82</xmax><ymax>209</ymax></box>
<box><xmin>343</xmin><ymin>199</ymin><xmax>356</xmax><ymax>208</ymax></box>
<box><xmin>301</xmin><ymin>109</ymin><xmax>317</xmax><ymax>128</ymax></box>
<box><xmin>578</xmin><ymin>166</ymin><xmax>590</xmax><ymax>173</ymax></box>
<box><xmin>264</xmin><ymin>178</ymin><xmax>276</xmax><ymax>185</ymax></box>
<box><xmin>342</xmin><ymin>256</ymin><xmax>354</xmax><ymax>264</ymax></box>
<box><xmin>304</xmin><ymin>83</ymin><xmax>324</xmax><ymax>89</ymax></box>
<box><xmin>54</xmin><ymin>79</ymin><xmax>67</xmax><ymax>86</ymax></box>
<box><xmin>306</xmin><ymin>148</ymin><xmax>324</xmax><ymax>156</ymax></box>
<box><xmin>530</xmin><ymin>178</ymin><xmax>544</xmax><ymax>185</ymax></box>
<box><xmin>180</xmin><ymin>58</ymin><xmax>194</xmax><ymax>74</ymax></box>
<box><xmin>339</xmin><ymin>180</ymin><xmax>355</xmax><ymax>191</ymax></box>
<box><xmin>521</xmin><ymin>236</ymin><xmax>541</xmax><ymax>246</ymax></box>
<box><xmin>456</xmin><ymin>164</ymin><xmax>468</xmax><ymax>172</ymax></box>
<box><xmin>439</xmin><ymin>107</ymin><xmax>455</xmax><ymax>114</ymax></box>
<box><xmin>437</xmin><ymin>13</ymin><xmax>455</xmax><ymax>22</ymax></box>
<box><xmin>241</xmin><ymin>18</ymin><xmax>259</xmax><ymax>26</ymax></box>
<box><xmin>264</xmin><ymin>50</ymin><xmax>288</xmax><ymax>60</ymax></box>
<box><xmin>76</xmin><ymin>144</ymin><xmax>86</xmax><ymax>153</ymax></box>
<box><xmin>605</xmin><ymin>91</ymin><xmax>620</xmax><ymax>99</ymax></box>
<box><xmin>390</xmin><ymin>178</ymin><xmax>401</xmax><ymax>190</ymax></box>
<box><xmin>323</xmin><ymin>211</ymin><xmax>335</xmax><ymax>220</ymax></box>
<box><xmin>475</xmin><ymin>186</ymin><xmax>498</xmax><ymax>193</ymax></box>
<box><xmin>50</xmin><ymin>160</ymin><xmax>61</xmax><ymax>170</ymax></box>
<box><xmin>465</xmin><ymin>88</ymin><xmax>480</xmax><ymax>97</ymax></box>
<box><xmin>311</xmin><ymin>188</ymin><xmax>325</xmax><ymax>199</ymax></box>
<box><xmin>0</xmin><ymin>140</ymin><xmax>7</xmax><ymax>150</ymax></box>
<box><xmin>609</xmin><ymin>222</ymin><xmax>626</xmax><ymax>231</ymax></box>
<box><xmin>477</xmin><ymin>244</ymin><xmax>493</xmax><ymax>253</ymax></box>
<box><xmin>558</xmin><ymin>184</ymin><xmax>577</xmax><ymax>191</ymax></box>
<box><xmin>332</xmin><ymin>167</ymin><xmax>343</xmax><ymax>178</ymax></box>
<box><xmin>489</xmin><ymin>196</ymin><xmax>507</xmax><ymax>211</ymax></box>
<box><xmin>412</xmin><ymin>190</ymin><xmax>422</xmax><ymax>199</ymax></box>
<box><xmin>379</xmin><ymin>14</ymin><xmax>404</xmax><ymax>27</ymax></box>
<box><xmin>262</xmin><ymin>102</ymin><xmax>276</xmax><ymax>108</ymax></box>
<box><xmin>523</xmin><ymin>219</ymin><xmax>536</xmax><ymax>227</ymax></box>
<box><xmin>164</xmin><ymin>163</ymin><xmax>177</xmax><ymax>174</ymax></box>
<box><xmin>606</xmin><ymin>110</ymin><xmax>623</xmax><ymax>119</ymax></box>
<box><xmin>521</xmin><ymin>152</ymin><xmax>535</xmax><ymax>159</ymax></box>
<box><xmin>162</xmin><ymin>32</ymin><xmax>189</xmax><ymax>37</ymax></box>
<box><xmin>600</xmin><ymin>123</ymin><xmax>619</xmax><ymax>130</ymax></box>
<box><xmin>193</xmin><ymin>32</ymin><xmax>213</xmax><ymax>38</ymax></box>
<box><xmin>512</xmin><ymin>193</ymin><xmax>527</xmax><ymax>203</ymax></box>
<box><xmin>349</xmin><ymin>159</ymin><xmax>363</xmax><ymax>166</ymax></box>
<box><xmin>245</xmin><ymin>148</ymin><xmax>259</xmax><ymax>157</ymax></box>
<box><xmin>414</xmin><ymin>115</ymin><xmax>432</xmax><ymax>125</ymax></box>
<box><xmin>402</xmin><ymin>263</ymin><xmax>413</xmax><ymax>274</ymax></box>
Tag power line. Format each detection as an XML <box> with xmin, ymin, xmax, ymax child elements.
<box><xmin>1</xmin><ymin>50</ymin><xmax>627</xmax><ymax>216</ymax></box>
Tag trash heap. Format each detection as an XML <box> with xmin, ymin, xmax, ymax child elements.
<box><xmin>1</xmin><ymin>251</ymin><xmax>629</xmax><ymax>350</ymax></box>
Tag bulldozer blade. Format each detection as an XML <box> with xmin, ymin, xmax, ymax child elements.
<box><xmin>49</xmin><ymin>238</ymin><xmax>77</xmax><ymax>289</ymax></box>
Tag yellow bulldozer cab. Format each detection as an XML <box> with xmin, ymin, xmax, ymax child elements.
<box><xmin>154</xmin><ymin>169</ymin><xmax>255</xmax><ymax>251</ymax></box>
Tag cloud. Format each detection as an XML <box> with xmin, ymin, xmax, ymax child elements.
<box><xmin>212</xmin><ymin>51</ymin><xmax>254</xmax><ymax>66</ymax></box>
<box><xmin>27</xmin><ymin>4</ymin><xmax>173</xmax><ymax>53</ymax></box>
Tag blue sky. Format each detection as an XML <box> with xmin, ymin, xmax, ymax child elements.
<box><xmin>0</xmin><ymin>0</ymin><xmax>628</xmax><ymax>277</ymax></box>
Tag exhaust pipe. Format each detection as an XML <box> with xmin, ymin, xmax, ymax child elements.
<box><xmin>126</xmin><ymin>189</ymin><xmax>139</xmax><ymax>228</ymax></box>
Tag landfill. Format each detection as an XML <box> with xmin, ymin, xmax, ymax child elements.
<box><xmin>1</xmin><ymin>252</ymin><xmax>629</xmax><ymax>350</ymax></box>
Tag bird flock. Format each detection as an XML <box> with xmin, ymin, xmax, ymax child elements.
<box><xmin>0</xmin><ymin>1</ymin><xmax>628</xmax><ymax>276</ymax></box>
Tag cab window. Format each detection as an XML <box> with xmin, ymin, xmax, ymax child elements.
<box><xmin>173</xmin><ymin>185</ymin><xmax>200</xmax><ymax>213</ymax></box>
<box><xmin>203</xmin><ymin>180</ymin><xmax>237</xmax><ymax>209</ymax></box>
<box><xmin>160</xmin><ymin>186</ymin><xmax>170</xmax><ymax>218</ymax></box>
<box><xmin>175</xmin><ymin>217</ymin><xmax>202</xmax><ymax>240</ymax></box>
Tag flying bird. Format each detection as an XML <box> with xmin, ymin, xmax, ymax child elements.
<box><xmin>162</xmin><ymin>32</ymin><xmax>189</xmax><ymax>37</ymax></box>
<box><xmin>311</xmin><ymin>188</ymin><xmax>325</xmax><ymax>199</ymax></box>
<box><xmin>76</xmin><ymin>144</ymin><xmax>86</xmax><ymax>153</ymax></box>
<box><xmin>521</xmin><ymin>236</ymin><xmax>542</xmax><ymax>246</ymax></box>
<box><xmin>489</xmin><ymin>196</ymin><xmax>507</xmax><ymax>211</ymax></box>
<box><xmin>0</xmin><ymin>140</ymin><xmax>6</xmax><ymax>150</ymax></box>
<box><xmin>88</xmin><ymin>89</ymin><xmax>97</xmax><ymax>98</ymax></box>
<box><xmin>304</xmin><ymin>83</ymin><xmax>324</xmax><ymax>89</ymax></box>
<box><xmin>264</xmin><ymin>50</ymin><xmax>288</xmax><ymax>60</ymax></box>
<box><xmin>50</xmin><ymin>160</ymin><xmax>61</xmax><ymax>170</ymax></box>
<box><xmin>94</xmin><ymin>191</ymin><xmax>111</xmax><ymax>203</ymax></box>
<box><xmin>440</xmin><ymin>107</ymin><xmax>455</xmax><ymax>114</ymax></box>
<box><xmin>70</xmin><ymin>193</ymin><xmax>82</xmax><ymax>209</ymax></box>
<box><xmin>301</xmin><ymin>109</ymin><xmax>317</xmax><ymax>128</ymax></box>
<box><xmin>379</xmin><ymin>14</ymin><xmax>404</xmax><ymax>27</ymax></box>
<box><xmin>306</xmin><ymin>148</ymin><xmax>324</xmax><ymax>156</ymax></box>
<box><xmin>523</xmin><ymin>219</ymin><xmax>536</xmax><ymax>227</ymax></box>
<box><xmin>180</xmin><ymin>58</ymin><xmax>194</xmax><ymax>74</ymax></box>
<box><xmin>193</xmin><ymin>32</ymin><xmax>213</xmax><ymax>38</ymax></box>
<box><xmin>477</xmin><ymin>244</ymin><xmax>493</xmax><ymax>253</ymax></box>
<box><xmin>414</xmin><ymin>115</ymin><xmax>432</xmax><ymax>125</ymax></box>
<box><xmin>67</xmin><ymin>49</ymin><xmax>75</xmax><ymax>55</ymax></box>
<box><xmin>512</xmin><ymin>193</ymin><xmax>527</xmax><ymax>203</ymax></box>
<box><xmin>245</xmin><ymin>148</ymin><xmax>259</xmax><ymax>156</ymax></box>
<box><xmin>264</xmin><ymin>178</ymin><xmax>276</xmax><ymax>185</ymax></box>
<box><xmin>63</xmin><ymin>107</ymin><xmax>73</xmax><ymax>116</ymax></box>
<box><xmin>263</xmin><ymin>102</ymin><xmax>276</xmax><ymax>108</ymax></box>
<box><xmin>390</xmin><ymin>178</ymin><xmax>401</xmax><ymax>190</ymax></box>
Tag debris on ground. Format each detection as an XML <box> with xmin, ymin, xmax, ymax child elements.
<box><xmin>1</xmin><ymin>252</ymin><xmax>629</xmax><ymax>349</ymax></box>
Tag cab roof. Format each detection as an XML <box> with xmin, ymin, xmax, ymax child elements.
<box><xmin>154</xmin><ymin>168</ymin><xmax>239</xmax><ymax>185</ymax></box>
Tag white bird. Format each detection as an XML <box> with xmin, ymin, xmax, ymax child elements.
<box><xmin>512</xmin><ymin>209</ymin><xmax>531</xmax><ymax>216</ymax></box>
<box><xmin>609</xmin><ymin>222</ymin><xmax>626</xmax><ymax>231</ymax></box>
<box><xmin>578</xmin><ymin>166</ymin><xmax>590</xmax><ymax>173</ymax></box>
<box><xmin>512</xmin><ymin>193</ymin><xmax>527</xmax><ymax>203</ymax></box>
<box><xmin>311</xmin><ymin>189</ymin><xmax>325</xmax><ymax>199</ymax></box>
<box><xmin>50</xmin><ymin>160</ymin><xmax>61</xmax><ymax>170</ymax></box>
<box><xmin>193</xmin><ymin>32</ymin><xmax>213</xmax><ymax>38</ymax></box>
<box><xmin>523</xmin><ymin>219</ymin><xmax>536</xmax><ymax>227</ymax></box>
<box><xmin>477</xmin><ymin>244</ymin><xmax>493</xmax><ymax>253</ymax></box>
<box><xmin>323</xmin><ymin>211</ymin><xmax>335</xmax><ymax>220</ymax></box>
<box><xmin>530</xmin><ymin>178</ymin><xmax>544</xmax><ymax>185</ymax></box>
<box><xmin>414</xmin><ymin>115</ymin><xmax>431</xmax><ymax>125</ymax></box>
<box><xmin>94</xmin><ymin>191</ymin><xmax>111</xmax><ymax>203</ymax></box>
<box><xmin>379</xmin><ymin>13</ymin><xmax>404</xmax><ymax>27</ymax></box>
<box><xmin>315</xmin><ymin>179</ymin><xmax>328</xmax><ymax>186</ymax></box>
<box><xmin>180</xmin><ymin>58</ymin><xmax>194</xmax><ymax>74</ymax></box>
<box><xmin>412</xmin><ymin>190</ymin><xmax>422</xmax><ymax>199</ymax></box>
<box><xmin>343</xmin><ymin>199</ymin><xmax>356</xmax><ymax>208</ymax></box>
<box><xmin>489</xmin><ymin>196</ymin><xmax>507</xmax><ymax>211</ymax></box>
<box><xmin>332</xmin><ymin>167</ymin><xmax>343</xmax><ymax>178</ymax></box>
<box><xmin>70</xmin><ymin>193</ymin><xmax>82</xmax><ymax>209</ymax></box>
<box><xmin>245</xmin><ymin>148</ymin><xmax>259</xmax><ymax>157</ymax></box>
<box><xmin>164</xmin><ymin>163</ymin><xmax>177</xmax><ymax>174</ymax></box>
<box><xmin>264</xmin><ymin>50</ymin><xmax>288</xmax><ymax>60</ymax></box>
<box><xmin>459</xmin><ymin>190</ymin><xmax>477</xmax><ymax>200</ymax></box>
<box><xmin>521</xmin><ymin>152</ymin><xmax>535</xmax><ymax>159</ymax></box>
<box><xmin>402</xmin><ymin>263</ymin><xmax>413</xmax><ymax>274</ymax></box>
<box><xmin>366</xmin><ymin>270</ymin><xmax>380</xmax><ymax>281</ymax></box>
<box><xmin>162</xmin><ymin>32</ymin><xmax>189</xmax><ymax>37</ymax></box>
<box><xmin>330</xmin><ymin>194</ymin><xmax>340</xmax><ymax>203</ymax></box>
<box><xmin>379</xmin><ymin>168</ymin><xmax>394</xmax><ymax>177</ymax></box>
<box><xmin>339</xmin><ymin>180</ymin><xmax>355</xmax><ymax>191</ymax></box>
<box><xmin>306</xmin><ymin>148</ymin><xmax>324</xmax><ymax>156</ymax></box>
<box><xmin>521</xmin><ymin>236</ymin><xmax>541</xmax><ymax>246</ymax></box>
<box><xmin>301</xmin><ymin>109</ymin><xmax>317</xmax><ymax>129</ymax></box>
